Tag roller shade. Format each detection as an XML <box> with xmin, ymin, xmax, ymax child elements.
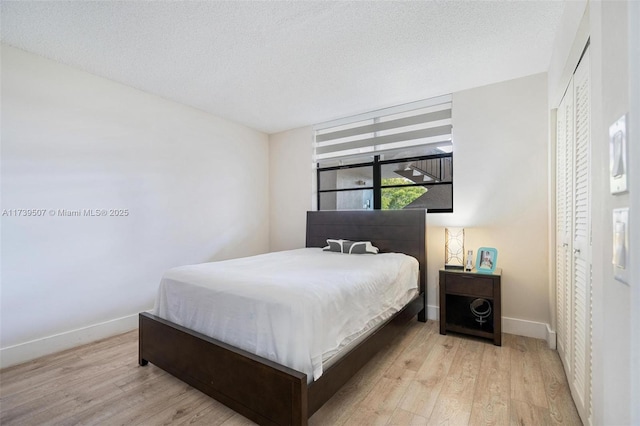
<box><xmin>314</xmin><ymin>94</ymin><xmax>452</xmax><ymax>163</ymax></box>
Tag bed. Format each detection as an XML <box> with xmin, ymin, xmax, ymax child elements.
<box><xmin>139</xmin><ymin>209</ymin><xmax>427</xmax><ymax>425</ymax></box>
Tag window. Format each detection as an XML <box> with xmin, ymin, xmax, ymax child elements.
<box><xmin>315</xmin><ymin>95</ymin><xmax>453</xmax><ymax>212</ymax></box>
<box><xmin>317</xmin><ymin>153</ymin><xmax>453</xmax><ymax>212</ymax></box>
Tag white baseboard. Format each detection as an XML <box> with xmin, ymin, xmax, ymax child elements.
<box><xmin>427</xmin><ymin>304</ymin><xmax>439</xmax><ymax>321</ymax></box>
<box><xmin>0</xmin><ymin>313</ymin><xmax>139</xmax><ymax>369</ymax></box>
<box><xmin>432</xmin><ymin>307</ymin><xmax>555</xmax><ymax>348</ymax></box>
<box><xmin>502</xmin><ymin>316</ymin><xmax>552</xmax><ymax>342</ymax></box>
<box><xmin>546</xmin><ymin>324</ymin><xmax>557</xmax><ymax>349</ymax></box>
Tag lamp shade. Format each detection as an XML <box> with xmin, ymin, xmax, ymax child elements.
<box><xmin>445</xmin><ymin>227</ymin><xmax>464</xmax><ymax>269</ymax></box>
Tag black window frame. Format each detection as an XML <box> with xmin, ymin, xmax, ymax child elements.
<box><xmin>316</xmin><ymin>152</ymin><xmax>453</xmax><ymax>213</ymax></box>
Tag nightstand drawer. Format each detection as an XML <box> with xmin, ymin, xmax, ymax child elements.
<box><xmin>445</xmin><ymin>274</ymin><xmax>493</xmax><ymax>297</ymax></box>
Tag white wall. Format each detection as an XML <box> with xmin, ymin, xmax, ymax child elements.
<box><xmin>590</xmin><ymin>1</ymin><xmax>632</xmax><ymax>424</ymax></box>
<box><xmin>548</xmin><ymin>1</ymin><xmax>637</xmax><ymax>423</ymax></box>
<box><xmin>431</xmin><ymin>73</ymin><xmax>550</xmax><ymax>336</ymax></box>
<box><xmin>269</xmin><ymin>126</ymin><xmax>314</xmax><ymax>252</ymax></box>
<box><xmin>547</xmin><ymin>0</ymin><xmax>589</xmax><ymax>107</ymax></box>
<box><xmin>269</xmin><ymin>73</ymin><xmax>551</xmax><ymax>339</ymax></box>
<box><xmin>0</xmin><ymin>45</ymin><xmax>270</xmax><ymax>367</ymax></box>
<box><xmin>630</xmin><ymin>2</ymin><xmax>640</xmax><ymax>423</ymax></box>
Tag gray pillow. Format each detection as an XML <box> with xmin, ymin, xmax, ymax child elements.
<box><xmin>322</xmin><ymin>239</ymin><xmax>344</xmax><ymax>252</ymax></box>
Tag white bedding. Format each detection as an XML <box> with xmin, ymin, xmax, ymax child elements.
<box><xmin>152</xmin><ymin>247</ymin><xmax>419</xmax><ymax>382</ymax></box>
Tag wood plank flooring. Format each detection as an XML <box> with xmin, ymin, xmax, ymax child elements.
<box><xmin>0</xmin><ymin>320</ymin><xmax>582</xmax><ymax>425</ymax></box>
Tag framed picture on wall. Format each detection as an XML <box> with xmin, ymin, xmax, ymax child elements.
<box><xmin>476</xmin><ymin>247</ymin><xmax>498</xmax><ymax>273</ymax></box>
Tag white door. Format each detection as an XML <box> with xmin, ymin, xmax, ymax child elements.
<box><xmin>570</xmin><ymin>47</ymin><xmax>592</xmax><ymax>424</ymax></box>
<box><xmin>556</xmin><ymin>77</ymin><xmax>574</xmax><ymax>378</ymax></box>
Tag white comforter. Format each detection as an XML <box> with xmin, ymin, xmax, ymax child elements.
<box><xmin>153</xmin><ymin>248</ymin><xmax>418</xmax><ymax>381</ymax></box>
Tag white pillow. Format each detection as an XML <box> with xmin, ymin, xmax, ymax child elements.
<box><xmin>322</xmin><ymin>239</ymin><xmax>379</xmax><ymax>254</ymax></box>
<box><xmin>344</xmin><ymin>241</ymin><xmax>379</xmax><ymax>254</ymax></box>
<box><xmin>322</xmin><ymin>239</ymin><xmax>345</xmax><ymax>252</ymax></box>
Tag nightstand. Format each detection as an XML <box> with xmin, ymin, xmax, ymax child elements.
<box><xmin>439</xmin><ymin>268</ymin><xmax>502</xmax><ymax>346</ymax></box>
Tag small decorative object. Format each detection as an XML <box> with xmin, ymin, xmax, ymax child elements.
<box><xmin>470</xmin><ymin>298</ymin><xmax>492</xmax><ymax>325</ymax></box>
<box><xmin>444</xmin><ymin>227</ymin><xmax>464</xmax><ymax>270</ymax></box>
<box><xmin>476</xmin><ymin>247</ymin><xmax>498</xmax><ymax>273</ymax></box>
<box><xmin>465</xmin><ymin>250</ymin><xmax>474</xmax><ymax>271</ymax></box>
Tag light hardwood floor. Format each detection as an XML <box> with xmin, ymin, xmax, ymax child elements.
<box><xmin>0</xmin><ymin>320</ymin><xmax>582</xmax><ymax>425</ymax></box>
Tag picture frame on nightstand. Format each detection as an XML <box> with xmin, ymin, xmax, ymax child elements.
<box><xmin>476</xmin><ymin>247</ymin><xmax>497</xmax><ymax>273</ymax></box>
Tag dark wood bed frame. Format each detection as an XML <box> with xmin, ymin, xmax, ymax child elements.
<box><xmin>139</xmin><ymin>210</ymin><xmax>427</xmax><ymax>425</ymax></box>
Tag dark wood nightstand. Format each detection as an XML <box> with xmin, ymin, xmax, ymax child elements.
<box><xmin>439</xmin><ymin>268</ymin><xmax>502</xmax><ymax>345</ymax></box>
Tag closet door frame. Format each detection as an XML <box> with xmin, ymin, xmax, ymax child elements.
<box><xmin>554</xmin><ymin>43</ymin><xmax>592</xmax><ymax>426</ymax></box>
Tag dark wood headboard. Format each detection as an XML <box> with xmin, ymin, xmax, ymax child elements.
<box><xmin>305</xmin><ymin>210</ymin><xmax>427</xmax><ymax>300</ymax></box>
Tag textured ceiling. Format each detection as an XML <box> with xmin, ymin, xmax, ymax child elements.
<box><xmin>1</xmin><ymin>1</ymin><xmax>565</xmax><ymax>134</ymax></box>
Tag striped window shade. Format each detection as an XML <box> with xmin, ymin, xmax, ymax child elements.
<box><xmin>314</xmin><ymin>94</ymin><xmax>452</xmax><ymax>165</ymax></box>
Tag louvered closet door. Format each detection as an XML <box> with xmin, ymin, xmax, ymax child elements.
<box><xmin>556</xmin><ymin>78</ymin><xmax>574</xmax><ymax>378</ymax></box>
<box><xmin>571</xmin><ymin>47</ymin><xmax>592</xmax><ymax>423</ymax></box>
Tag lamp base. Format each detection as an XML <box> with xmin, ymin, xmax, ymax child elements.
<box><xmin>444</xmin><ymin>264</ymin><xmax>464</xmax><ymax>270</ymax></box>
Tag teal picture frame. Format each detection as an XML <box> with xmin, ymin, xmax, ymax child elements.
<box><xmin>476</xmin><ymin>247</ymin><xmax>498</xmax><ymax>273</ymax></box>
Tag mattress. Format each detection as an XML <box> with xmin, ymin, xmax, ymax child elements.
<box><xmin>152</xmin><ymin>247</ymin><xmax>419</xmax><ymax>382</ymax></box>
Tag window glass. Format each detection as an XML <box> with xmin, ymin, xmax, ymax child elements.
<box><xmin>381</xmin><ymin>184</ymin><xmax>452</xmax><ymax>211</ymax></box>
<box><xmin>381</xmin><ymin>157</ymin><xmax>452</xmax><ymax>185</ymax></box>
<box><xmin>319</xmin><ymin>190</ymin><xmax>374</xmax><ymax>211</ymax></box>
<box><xmin>381</xmin><ymin>186</ymin><xmax>427</xmax><ymax>210</ymax></box>
<box><xmin>318</xmin><ymin>166</ymin><xmax>373</xmax><ymax>191</ymax></box>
